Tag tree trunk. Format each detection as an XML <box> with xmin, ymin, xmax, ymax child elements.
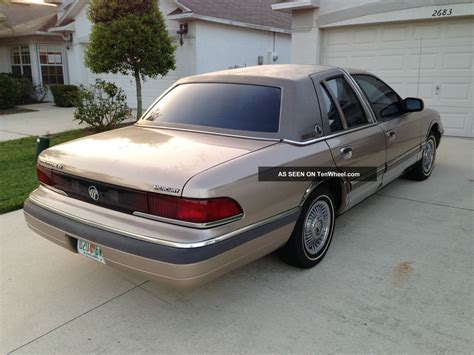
<box><xmin>134</xmin><ymin>69</ymin><xmax>142</xmax><ymax>119</ymax></box>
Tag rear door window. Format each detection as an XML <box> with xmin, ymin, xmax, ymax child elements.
<box><xmin>326</xmin><ymin>77</ymin><xmax>368</xmax><ymax>128</ymax></box>
<box><xmin>142</xmin><ymin>83</ymin><xmax>281</xmax><ymax>133</ymax></box>
<box><xmin>321</xmin><ymin>86</ymin><xmax>344</xmax><ymax>133</ymax></box>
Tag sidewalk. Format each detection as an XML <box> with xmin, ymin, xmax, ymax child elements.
<box><xmin>0</xmin><ymin>103</ymin><xmax>80</xmax><ymax>141</ymax></box>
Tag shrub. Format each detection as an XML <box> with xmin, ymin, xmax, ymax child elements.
<box><xmin>73</xmin><ymin>79</ymin><xmax>131</xmax><ymax>132</ymax></box>
<box><xmin>50</xmin><ymin>84</ymin><xmax>79</xmax><ymax>107</ymax></box>
<box><xmin>0</xmin><ymin>74</ymin><xmax>20</xmax><ymax>109</ymax></box>
<box><xmin>15</xmin><ymin>76</ymin><xmax>36</xmax><ymax>105</ymax></box>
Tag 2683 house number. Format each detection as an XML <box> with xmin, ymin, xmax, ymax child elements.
<box><xmin>432</xmin><ymin>8</ymin><xmax>453</xmax><ymax>16</ymax></box>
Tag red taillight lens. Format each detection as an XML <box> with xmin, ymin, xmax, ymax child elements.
<box><xmin>148</xmin><ymin>194</ymin><xmax>242</xmax><ymax>224</ymax></box>
<box><xmin>36</xmin><ymin>164</ymin><xmax>243</xmax><ymax>225</ymax></box>
<box><xmin>37</xmin><ymin>165</ymin><xmax>54</xmax><ymax>185</ymax></box>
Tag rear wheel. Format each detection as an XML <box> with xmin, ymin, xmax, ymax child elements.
<box><xmin>406</xmin><ymin>134</ymin><xmax>437</xmax><ymax>181</ymax></box>
<box><xmin>279</xmin><ymin>187</ymin><xmax>336</xmax><ymax>268</ymax></box>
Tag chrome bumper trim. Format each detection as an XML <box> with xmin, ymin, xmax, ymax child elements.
<box><xmin>28</xmin><ymin>195</ymin><xmax>299</xmax><ymax>249</ymax></box>
<box><xmin>132</xmin><ymin>211</ymin><xmax>244</xmax><ymax>229</ymax></box>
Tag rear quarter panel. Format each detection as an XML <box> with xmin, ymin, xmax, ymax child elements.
<box><xmin>182</xmin><ymin>141</ymin><xmax>336</xmax><ymax>232</ymax></box>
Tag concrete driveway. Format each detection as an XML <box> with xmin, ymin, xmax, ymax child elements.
<box><xmin>0</xmin><ymin>103</ymin><xmax>80</xmax><ymax>141</ymax></box>
<box><xmin>1</xmin><ymin>137</ymin><xmax>472</xmax><ymax>353</ymax></box>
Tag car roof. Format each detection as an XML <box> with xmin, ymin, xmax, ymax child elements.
<box><xmin>186</xmin><ymin>64</ymin><xmax>335</xmax><ymax>82</ymax></box>
<box><xmin>146</xmin><ymin>65</ymin><xmax>368</xmax><ymax>142</ymax></box>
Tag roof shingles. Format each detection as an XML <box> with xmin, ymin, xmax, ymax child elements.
<box><xmin>174</xmin><ymin>0</ymin><xmax>291</xmax><ymax>30</ymax></box>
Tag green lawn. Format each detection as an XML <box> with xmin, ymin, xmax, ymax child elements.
<box><xmin>0</xmin><ymin>128</ymin><xmax>95</xmax><ymax>214</ymax></box>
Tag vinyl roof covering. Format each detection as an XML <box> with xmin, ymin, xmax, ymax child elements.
<box><xmin>186</xmin><ymin>64</ymin><xmax>334</xmax><ymax>81</ymax></box>
<box><xmin>140</xmin><ymin>65</ymin><xmax>338</xmax><ymax>142</ymax></box>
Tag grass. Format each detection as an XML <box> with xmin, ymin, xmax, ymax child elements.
<box><xmin>0</xmin><ymin>107</ymin><xmax>38</xmax><ymax>115</ymax></box>
<box><xmin>0</xmin><ymin>128</ymin><xmax>96</xmax><ymax>214</ymax></box>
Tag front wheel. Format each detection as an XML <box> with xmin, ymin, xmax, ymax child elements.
<box><xmin>279</xmin><ymin>187</ymin><xmax>336</xmax><ymax>268</ymax></box>
<box><xmin>406</xmin><ymin>134</ymin><xmax>437</xmax><ymax>181</ymax></box>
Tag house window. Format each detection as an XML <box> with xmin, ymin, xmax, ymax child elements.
<box><xmin>38</xmin><ymin>45</ymin><xmax>64</xmax><ymax>85</ymax></box>
<box><xmin>11</xmin><ymin>45</ymin><xmax>32</xmax><ymax>80</ymax></box>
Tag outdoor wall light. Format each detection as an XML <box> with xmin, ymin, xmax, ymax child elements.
<box><xmin>177</xmin><ymin>23</ymin><xmax>188</xmax><ymax>46</ymax></box>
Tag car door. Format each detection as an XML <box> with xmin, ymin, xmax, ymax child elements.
<box><xmin>351</xmin><ymin>74</ymin><xmax>422</xmax><ymax>186</ymax></box>
<box><xmin>311</xmin><ymin>71</ymin><xmax>386</xmax><ymax>211</ymax></box>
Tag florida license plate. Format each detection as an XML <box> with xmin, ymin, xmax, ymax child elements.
<box><xmin>77</xmin><ymin>239</ymin><xmax>106</xmax><ymax>264</ymax></box>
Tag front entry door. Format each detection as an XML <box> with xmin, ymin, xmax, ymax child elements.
<box><xmin>352</xmin><ymin>74</ymin><xmax>422</xmax><ymax>185</ymax></box>
<box><xmin>312</xmin><ymin>71</ymin><xmax>386</xmax><ymax>211</ymax></box>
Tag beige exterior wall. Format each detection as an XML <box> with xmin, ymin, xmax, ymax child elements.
<box><xmin>0</xmin><ymin>45</ymin><xmax>10</xmax><ymax>73</ymax></box>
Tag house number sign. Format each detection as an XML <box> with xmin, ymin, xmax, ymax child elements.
<box><xmin>432</xmin><ymin>8</ymin><xmax>453</xmax><ymax>16</ymax></box>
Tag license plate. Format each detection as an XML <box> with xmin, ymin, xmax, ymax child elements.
<box><xmin>77</xmin><ymin>239</ymin><xmax>105</xmax><ymax>264</ymax></box>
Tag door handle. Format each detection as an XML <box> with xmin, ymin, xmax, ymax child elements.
<box><xmin>386</xmin><ymin>130</ymin><xmax>396</xmax><ymax>141</ymax></box>
<box><xmin>340</xmin><ymin>146</ymin><xmax>353</xmax><ymax>160</ymax></box>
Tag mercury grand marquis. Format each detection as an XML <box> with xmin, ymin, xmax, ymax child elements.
<box><xmin>24</xmin><ymin>65</ymin><xmax>443</xmax><ymax>287</ymax></box>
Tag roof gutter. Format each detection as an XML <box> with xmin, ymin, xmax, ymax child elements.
<box><xmin>167</xmin><ymin>12</ymin><xmax>291</xmax><ymax>34</ymax></box>
<box><xmin>271</xmin><ymin>0</ymin><xmax>320</xmax><ymax>12</ymax></box>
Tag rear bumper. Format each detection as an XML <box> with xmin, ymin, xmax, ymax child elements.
<box><xmin>24</xmin><ymin>199</ymin><xmax>298</xmax><ymax>287</ymax></box>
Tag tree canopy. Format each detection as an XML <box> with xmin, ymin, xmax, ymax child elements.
<box><xmin>85</xmin><ymin>0</ymin><xmax>176</xmax><ymax>117</ymax></box>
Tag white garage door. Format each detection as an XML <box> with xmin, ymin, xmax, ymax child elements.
<box><xmin>321</xmin><ymin>18</ymin><xmax>474</xmax><ymax>137</ymax></box>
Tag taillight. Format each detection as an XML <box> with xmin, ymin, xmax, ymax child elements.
<box><xmin>37</xmin><ymin>165</ymin><xmax>54</xmax><ymax>186</ymax></box>
<box><xmin>148</xmin><ymin>194</ymin><xmax>242</xmax><ymax>224</ymax></box>
<box><xmin>36</xmin><ymin>164</ymin><xmax>243</xmax><ymax>225</ymax></box>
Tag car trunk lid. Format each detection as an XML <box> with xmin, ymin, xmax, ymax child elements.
<box><xmin>38</xmin><ymin>125</ymin><xmax>277</xmax><ymax>196</ymax></box>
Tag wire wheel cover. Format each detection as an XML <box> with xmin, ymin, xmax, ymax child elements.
<box><xmin>303</xmin><ymin>199</ymin><xmax>331</xmax><ymax>255</ymax></box>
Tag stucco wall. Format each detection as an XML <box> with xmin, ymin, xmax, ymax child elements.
<box><xmin>318</xmin><ymin>0</ymin><xmax>379</xmax><ymax>15</ymax></box>
<box><xmin>195</xmin><ymin>21</ymin><xmax>291</xmax><ymax>73</ymax></box>
<box><xmin>0</xmin><ymin>46</ymin><xmax>10</xmax><ymax>73</ymax></box>
<box><xmin>66</xmin><ymin>0</ymin><xmax>196</xmax><ymax>109</ymax></box>
<box><xmin>66</xmin><ymin>1</ymin><xmax>291</xmax><ymax>109</ymax></box>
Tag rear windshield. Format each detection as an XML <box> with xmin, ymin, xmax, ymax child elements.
<box><xmin>141</xmin><ymin>83</ymin><xmax>281</xmax><ymax>133</ymax></box>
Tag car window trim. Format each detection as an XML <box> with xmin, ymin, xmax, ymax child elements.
<box><xmin>283</xmin><ymin>122</ymin><xmax>379</xmax><ymax>146</ymax></box>
<box><xmin>339</xmin><ymin>69</ymin><xmax>378</xmax><ymax>124</ymax></box>
<box><xmin>322</xmin><ymin>74</ymin><xmax>373</xmax><ymax>129</ymax></box>
<box><xmin>320</xmin><ymin>80</ymin><xmax>348</xmax><ymax>130</ymax></box>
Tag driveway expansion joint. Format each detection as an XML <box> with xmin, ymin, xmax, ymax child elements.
<box><xmin>6</xmin><ymin>280</ymin><xmax>149</xmax><ymax>354</ymax></box>
<box><xmin>376</xmin><ymin>193</ymin><xmax>473</xmax><ymax>212</ymax></box>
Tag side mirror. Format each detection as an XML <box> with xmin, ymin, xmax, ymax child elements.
<box><xmin>403</xmin><ymin>97</ymin><xmax>424</xmax><ymax>113</ymax></box>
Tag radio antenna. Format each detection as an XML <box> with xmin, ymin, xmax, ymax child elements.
<box><xmin>416</xmin><ymin>33</ymin><xmax>423</xmax><ymax>97</ymax></box>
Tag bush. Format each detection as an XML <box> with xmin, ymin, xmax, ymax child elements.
<box><xmin>73</xmin><ymin>79</ymin><xmax>131</xmax><ymax>132</ymax></box>
<box><xmin>15</xmin><ymin>76</ymin><xmax>36</xmax><ymax>105</ymax></box>
<box><xmin>0</xmin><ymin>74</ymin><xmax>20</xmax><ymax>109</ymax></box>
<box><xmin>50</xmin><ymin>84</ymin><xmax>79</xmax><ymax>107</ymax></box>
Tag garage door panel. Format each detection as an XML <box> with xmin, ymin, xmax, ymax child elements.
<box><xmin>446</xmin><ymin>20</ymin><xmax>474</xmax><ymax>38</ymax></box>
<box><xmin>351</xmin><ymin>55</ymin><xmax>376</xmax><ymax>70</ymax></box>
<box><xmin>437</xmin><ymin>110</ymin><xmax>473</xmax><ymax>136</ymax></box>
<box><xmin>321</xmin><ymin>18</ymin><xmax>474</xmax><ymax>137</ymax></box>
<box><xmin>381</xmin><ymin>26</ymin><xmax>409</xmax><ymax>41</ymax></box>
<box><xmin>443</xmin><ymin>53</ymin><xmax>472</xmax><ymax>69</ymax></box>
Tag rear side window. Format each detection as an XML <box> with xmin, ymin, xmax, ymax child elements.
<box><xmin>326</xmin><ymin>77</ymin><xmax>368</xmax><ymax>128</ymax></box>
<box><xmin>321</xmin><ymin>87</ymin><xmax>344</xmax><ymax>133</ymax></box>
<box><xmin>143</xmin><ymin>83</ymin><xmax>281</xmax><ymax>133</ymax></box>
